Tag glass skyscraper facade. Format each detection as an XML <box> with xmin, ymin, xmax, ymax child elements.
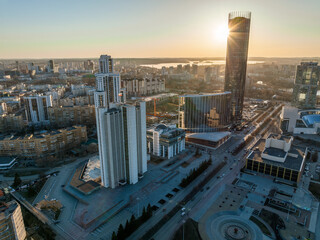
<box><xmin>292</xmin><ymin>62</ymin><xmax>320</xmax><ymax>109</ymax></box>
<box><xmin>224</xmin><ymin>11</ymin><xmax>251</xmax><ymax>124</ymax></box>
<box><xmin>178</xmin><ymin>92</ymin><xmax>231</xmax><ymax>132</ymax></box>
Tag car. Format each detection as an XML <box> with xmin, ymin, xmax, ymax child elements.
<box><xmin>181</xmin><ymin>207</ymin><xmax>186</xmax><ymax>212</ymax></box>
<box><xmin>181</xmin><ymin>212</ymin><xmax>186</xmax><ymax>216</ymax></box>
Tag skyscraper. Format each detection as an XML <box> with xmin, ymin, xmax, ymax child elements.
<box><xmin>94</xmin><ymin>54</ymin><xmax>147</xmax><ymax>188</ymax></box>
<box><xmin>292</xmin><ymin>62</ymin><xmax>319</xmax><ymax>109</ymax></box>
<box><xmin>48</xmin><ymin>60</ymin><xmax>54</xmax><ymax>73</ymax></box>
<box><xmin>97</xmin><ymin>101</ymin><xmax>147</xmax><ymax>188</ymax></box>
<box><xmin>178</xmin><ymin>92</ymin><xmax>232</xmax><ymax>132</ymax></box>
<box><xmin>224</xmin><ymin>11</ymin><xmax>251</xmax><ymax>124</ymax></box>
<box><xmin>94</xmin><ymin>55</ymin><xmax>121</xmax><ymax>109</ymax></box>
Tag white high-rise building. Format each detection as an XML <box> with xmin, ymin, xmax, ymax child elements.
<box><xmin>24</xmin><ymin>95</ymin><xmax>52</xmax><ymax>125</ymax></box>
<box><xmin>94</xmin><ymin>54</ymin><xmax>147</xmax><ymax>189</ymax></box>
<box><xmin>97</xmin><ymin>101</ymin><xmax>147</xmax><ymax>188</ymax></box>
<box><xmin>94</xmin><ymin>55</ymin><xmax>121</xmax><ymax>109</ymax></box>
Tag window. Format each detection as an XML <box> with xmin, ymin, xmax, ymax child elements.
<box><xmin>299</xmin><ymin>93</ymin><xmax>306</xmax><ymax>102</ymax></box>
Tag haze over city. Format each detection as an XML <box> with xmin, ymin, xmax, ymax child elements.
<box><xmin>1</xmin><ymin>0</ymin><xmax>320</xmax><ymax>59</ymax></box>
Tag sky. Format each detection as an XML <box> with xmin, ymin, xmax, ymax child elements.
<box><xmin>0</xmin><ymin>0</ymin><xmax>320</xmax><ymax>59</ymax></box>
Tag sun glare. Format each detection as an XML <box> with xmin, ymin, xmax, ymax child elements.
<box><xmin>214</xmin><ymin>24</ymin><xmax>229</xmax><ymax>43</ymax></box>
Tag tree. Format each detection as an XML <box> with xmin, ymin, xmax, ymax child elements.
<box><xmin>111</xmin><ymin>231</ymin><xmax>117</xmax><ymax>240</ymax></box>
<box><xmin>117</xmin><ymin>224</ymin><xmax>125</xmax><ymax>240</ymax></box>
<box><xmin>147</xmin><ymin>204</ymin><xmax>152</xmax><ymax>218</ymax></box>
<box><xmin>27</xmin><ymin>186</ymin><xmax>37</xmax><ymax>198</ymax></box>
<box><xmin>312</xmin><ymin>151</ymin><xmax>318</xmax><ymax>162</ymax></box>
<box><xmin>12</xmin><ymin>173</ymin><xmax>22</xmax><ymax>188</ymax></box>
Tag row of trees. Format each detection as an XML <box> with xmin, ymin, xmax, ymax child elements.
<box><xmin>112</xmin><ymin>204</ymin><xmax>153</xmax><ymax>240</ymax></box>
<box><xmin>232</xmin><ymin>105</ymin><xmax>283</xmax><ymax>156</ymax></box>
<box><xmin>179</xmin><ymin>158</ymin><xmax>212</xmax><ymax>188</ymax></box>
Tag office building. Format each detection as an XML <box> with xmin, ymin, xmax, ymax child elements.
<box><xmin>245</xmin><ymin>134</ymin><xmax>306</xmax><ymax>183</ymax></box>
<box><xmin>292</xmin><ymin>62</ymin><xmax>320</xmax><ymax>109</ymax></box>
<box><xmin>280</xmin><ymin>106</ymin><xmax>320</xmax><ymax>134</ymax></box>
<box><xmin>0</xmin><ymin>201</ymin><xmax>26</xmax><ymax>240</ymax></box>
<box><xmin>186</xmin><ymin>132</ymin><xmax>230</xmax><ymax>149</ymax></box>
<box><xmin>97</xmin><ymin>101</ymin><xmax>147</xmax><ymax>188</ymax></box>
<box><xmin>178</xmin><ymin>92</ymin><xmax>232</xmax><ymax>132</ymax></box>
<box><xmin>47</xmin><ymin>105</ymin><xmax>96</xmax><ymax>127</ymax></box>
<box><xmin>0</xmin><ymin>125</ymin><xmax>87</xmax><ymax>158</ymax></box>
<box><xmin>48</xmin><ymin>60</ymin><xmax>54</xmax><ymax>73</ymax></box>
<box><xmin>24</xmin><ymin>94</ymin><xmax>52</xmax><ymax>125</ymax></box>
<box><xmin>224</xmin><ymin>11</ymin><xmax>251</xmax><ymax>123</ymax></box>
<box><xmin>147</xmin><ymin>124</ymin><xmax>185</xmax><ymax>159</ymax></box>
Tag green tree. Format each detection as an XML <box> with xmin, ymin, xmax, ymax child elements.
<box><xmin>111</xmin><ymin>231</ymin><xmax>117</xmax><ymax>240</ymax></box>
<box><xmin>117</xmin><ymin>224</ymin><xmax>125</xmax><ymax>240</ymax></box>
<box><xmin>12</xmin><ymin>173</ymin><xmax>22</xmax><ymax>188</ymax></box>
<box><xmin>27</xmin><ymin>186</ymin><xmax>37</xmax><ymax>198</ymax></box>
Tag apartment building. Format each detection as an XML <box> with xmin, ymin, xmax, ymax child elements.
<box><xmin>0</xmin><ymin>114</ymin><xmax>24</xmax><ymax>133</ymax></box>
<box><xmin>122</xmin><ymin>75</ymin><xmax>165</xmax><ymax>97</ymax></box>
<box><xmin>0</xmin><ymin>125</ymin><xmax>87</xmax><ymax>158</ymax></box>
<box><xmin>48</xmin><ymin>105</ymin><xmax>95</xmax><ymax>127</ymax></box>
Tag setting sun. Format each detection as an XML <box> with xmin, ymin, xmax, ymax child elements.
<box><xmin>214</xmin><ymin>24</ymin><xmax>229</xmax><ymax>43</ymax></box>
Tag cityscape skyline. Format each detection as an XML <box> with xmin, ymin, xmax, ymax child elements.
<box><xmin>1</xmin><ymin>2</ymin><xmax>320</xmax><ymax>240</ymax></box>
<box><xmin>1</xmin><ymin>0</ymin><xmax>320</xmax><ymax>59</ymax></box>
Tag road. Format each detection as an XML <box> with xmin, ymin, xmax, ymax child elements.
<box><xmin>148</xmin><ymin>110</ymin><xmax>283</xmax><ymax>239</ymax></box>
<box><xmin>152</xmin><ymin>151</ymin><xmax>246</xmax><ymax>240</ymax></box>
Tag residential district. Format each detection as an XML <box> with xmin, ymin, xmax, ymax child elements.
<box><xmin>0</xmin><ymin>11</ymin><xmax>320</xmax><ymax>240</ymax></box>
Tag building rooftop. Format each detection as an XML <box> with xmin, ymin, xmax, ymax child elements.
<box><xmin>0</xmin><ymin>157</ymin><xmax>16</xmax><ymax>165</ymax></box>
<box><xmin>301</xmin><ymin>114</ymin><xmax>320</xmax><ymax>127</ymax></box>
<box><xmin>248</xmin><ymin>138</ymin><xmax>305</xmax><ymax>171</ymax></box>
<box><xmin>180</xmin><ymin>92</ymin><xmax>231</xmax><ymax>98</ymax></box>
<box><xmin>186</xmin><ymin>132</ymin><xmax>231</xmax><ymax>142</ymax></box>
<box><xmin>0</xmin><ymin>201</ymin><xmax>18</xmax><ymax>219</ymax></box>
<box><xmin>147</xmin><ymin>124</ymin><xmax>185</xmax><ymax>139</ymax></box>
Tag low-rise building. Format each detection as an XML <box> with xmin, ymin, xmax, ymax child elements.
<box><xmin>0</xmin><ymin>125</ymin><xmax>87</xmax><ymax>158</ymax></box>
<box><xmin>48</xmin><ymin>105</ymin><xmax>95</xmax><ymax>127</ymax></box>
<box><xmin>186</xmin><ymin>132</ymin><xmax>230</xmax><ymax>149</ymax></box>
<box><xmin>280</xmin><ymin>106</ymin><xmax>320</xmax><ymax>134</ymax></box>
<box><xmin>147</xmin><ymin>124</ymin><xmax>185</xmax><ymax>159</ymax></box>
<box><xmin>245</xmin><ymin>134</ymin><xmax>306</xmax><ymax>183</ymax></box>
<box><xmin>0</xmin><ymin>201</ymin><xmax>26</xmax><ymax>240</ymax></box>
<box><xmin>0</xmin><ymin>157</ymin><xmax>17</xmax><ymax>170</ymax></box>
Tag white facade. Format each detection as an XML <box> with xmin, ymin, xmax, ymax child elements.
<box><xmin>94</xmin><ymin>54</ymin><xmax>147</xmax><ymax>189</ymax></box>
<box><xmin>24</xmin><ymin>95</ymin><xmax>52</xmax><ymax>125</ymax></box>
<box><xmin>0</xmin><ymin>102</ymin><xmax>7</xmax><ymax>114</ymax></box>
<box><xmin>123</xmin><ymin>76</ymin><xmax>165</xmax><ymax>97</ymax></box>
<box><xmin>280</xmin><ymin>106</ymin><xmax>320</xmax><ymax>134</ymax></box>
<box><xmin>147</xmin><ymin>125</ymin><xmax>185</xmax><ymax>159</ymax></box>
<box><xmin>97</xmin><ymin>102</ymin><xmax>147</xmax><ymax>188</ymax></box>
